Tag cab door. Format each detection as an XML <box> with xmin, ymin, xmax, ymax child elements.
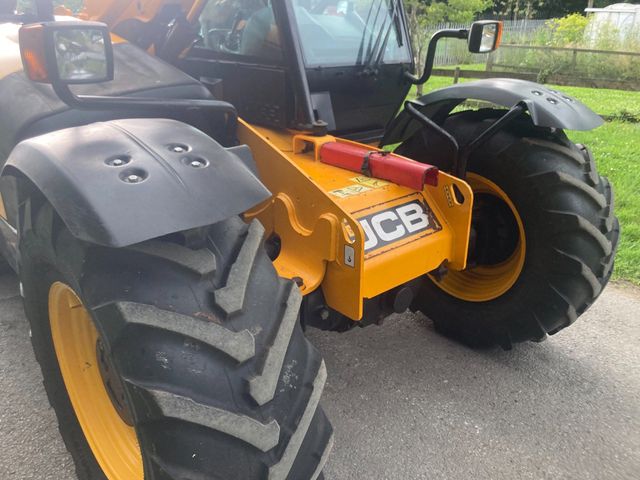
<box><xmin>179</xmin><ymin>0</ymin><xmax>294</xmax><ymax>129</ymax></box>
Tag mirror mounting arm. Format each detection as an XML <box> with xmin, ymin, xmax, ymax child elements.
<box><xmin>52</xmin><ymin>82</ymin><xmax>240</xmax><ymax>145</ymax></box>
<box><xmin>404</xmin><ymin>29</ymin><xmax>468</xmax><ymax>86</ymax></box>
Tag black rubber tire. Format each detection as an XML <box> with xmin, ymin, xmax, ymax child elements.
<box><xmin>19</xmin><ymin>197</ymin><xmax>333</xmax><ymax>480</ymax></box>
<box><xmin>401</xmin><ymin>109</ymin><xmax>619</xmax><ymax>348</ymax></box>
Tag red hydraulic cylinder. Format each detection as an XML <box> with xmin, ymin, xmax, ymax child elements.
<box><xmin>319</xmin><ymin>142</ymin><xmax>439</xmax><ymax>191</ymax></box>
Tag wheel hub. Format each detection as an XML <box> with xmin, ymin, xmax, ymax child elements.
<box><xmin>96</xmin><ymin>339</ymin><xmax>134</xmax><ymax>427</ymax></box>
<box><xmin>468</xmin><ymin>193</ymin><xmax>520</xmax><ymax>267</ymax></box>
<box><xmin>48</xmin><ymin>282</ymin><xmax>143</xmax><ymax>479</ymax></box>
<box><xmin>430</xmin><ymin>173</ymin><xmax>526</xmax><ymax>303</ymax></box>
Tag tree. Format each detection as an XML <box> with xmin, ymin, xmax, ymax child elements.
<box><xmin>405</xmin><ymin>0</ymin><xmax>491</xmax><ymax>95</ymax></box>
<box><xmin>56</xmin><ymin>0</ymin><xmax>83</xmax><ymax>12</ymax></box>
<box><xmin>405</xmin><ymin>0</ymin><xmax>428</xmax><ymax>96</ymax></box>
<box><xmin>492</xmin><ymin>1</ymin><xmax>622</xmax><ymax>20</ymax></box>
<box><xmin>492</xmin><ymin>0</ymin><xmax>546</xmax><ymax>20</ymax></box>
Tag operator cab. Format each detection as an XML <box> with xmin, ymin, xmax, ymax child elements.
<box><xmin>181</xmin><ymin>0</ymin><xmax>414</xmax><ymax>141</ymax></box>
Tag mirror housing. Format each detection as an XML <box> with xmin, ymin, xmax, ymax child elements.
<box><xmin>468</xmin><ymin>21</ymin><xmax>503</xmax><ymax>54</ymax></box>
<box><xmin>19</xmin><ymin>21</ymin><xmax>114</xmax><ymax>85</ymax></box>
<box><xmin>15</xmin><ymin>19</ymin><xmax>239</xmax><ymax>146</ymax></box>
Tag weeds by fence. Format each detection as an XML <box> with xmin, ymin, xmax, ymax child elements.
<box><xmin>487</xmin><ymin>44</ymin><xmax>640</xmax><ymax>88</ymax></box>
<box><xmin>427</xmin><ymin>19</ymin><xmax>548</xmax><ymax>66</ymax></box>
<box><xmin>427</xmin><ymin>17</ymin><xmax>640</xmax><ymax>90</ymax></box>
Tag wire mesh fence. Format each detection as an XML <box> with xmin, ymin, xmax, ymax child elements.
<box><xmin>424</xmin><ymin>18</ymin><xmax>639</xmax><ymax>89</ymax></box>
<box><xmin>426</xmin><ymin>19</ymin><xmax>548</xmax><ymax>66</ymax></box>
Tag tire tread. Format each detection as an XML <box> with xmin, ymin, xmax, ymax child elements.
<box><xmin>214</xmin><ymin>220</ymin><xmax>265</xmax><ymax>316</ymax></box>
<box><xmin>403</xmin><ymin>111</ymin><xmax>619</xmax><ymax>346</ymax></box>
<box><xmin>128</xmin><ymin>241</ymin><xmax>217</xmax><ymax>276</ymax></box>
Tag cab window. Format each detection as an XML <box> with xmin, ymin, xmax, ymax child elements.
<box><xmin>291</xmin><ymin>0</ymin><xmax>411</xmax><ymax>67</ymax></box>
<box><xmin>1</xmin><ymin>1</ymin><xmax>32</xmax><ymax>15</ymax></box>
<box><xmin>197</xmin><ymin>0</ymin><xmax>283</xmax><ymax>61</ymax></box>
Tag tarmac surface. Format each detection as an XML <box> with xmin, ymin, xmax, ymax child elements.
<box><xmin>0</xmin><ymin>267</ymin><xmax>638</xmax><ymax>480</ymax></box>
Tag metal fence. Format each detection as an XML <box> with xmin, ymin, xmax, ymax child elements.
<box><xmin>426</xmin><ymin>19</ymin><xmax>548</xmax><ymax>66</ymax></box>
<box><xmin>424</xmin><ymin>18</ymin><xmax>640</xmax><ymax>90</ymax></box>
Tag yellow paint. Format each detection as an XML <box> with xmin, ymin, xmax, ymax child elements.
<box><xmin>329</xmin><ymin>176</ymin><xmax>390</xmax><ymax>198</ymax></box>
<box><xmin>350</xmin><ymin>176</ymin><xmax>390</xmax><ymax>189</ymax></box>
<box><xmin>32</xmin><ymin>2</ymin><xmax>477</xmax><ymax>320</ymax></box>
<box><xmin>186</xmin><ymin>0</ymin><xmax>211</xmax><ymax>23</ymax></box>
<box><xmin>110</xmin><ymin>33</ymin><xmax>128</xmax><ymax>44</ymax></box>
<box><xmin>0</xmin><ymin>195</ymin><xmax>6</xmax><ymax>220</ymax></box>
<box><xmin>240</xmin><ymin>121</ymin><xmax>474</xmax><ymax>320</ymax></box>
<box><xmin>83</xmin><ymin>0</ymin><xmax>196</xmax><ymax>27</ymax></box>
<box><xmin>430</xmin><ymin>173</ymin><xmax>526</xmax><ymax>302</ymax></box>
<box><xmin>49</xmin><ymin>283</ymin><xmax>143</xmax><ymax>480</ymax></box>
<box><xmin>0</xmin><ymin>23</ymin><xmax>25</xmax><ymax>79</ymax></box>
<box><xmin>330</xmin><ymin>184</ymin><xmax>373</xmax><ymax>198</ymax></box>
<box><xmin>54</xmin><ymin>5</ymin><xmax>74</xmax><ymax>16</ymax></box>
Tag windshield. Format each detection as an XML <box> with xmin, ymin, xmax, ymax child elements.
<box><xmin>290</xmin><ymin>0</ymin><xmax>411</xmax><ymax>68</ymax></box>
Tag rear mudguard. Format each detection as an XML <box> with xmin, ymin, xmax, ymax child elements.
<box><xmin>2</xmin><ymin>118</ymin><xmax>270</xmax><ymax>248</ymax></box>
<box><xmin>381</xmin><ymin>78</ymin><xmax>604</xmax><ymax>147</ymax></box>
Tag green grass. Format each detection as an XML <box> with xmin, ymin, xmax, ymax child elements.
<box><xmin>416</xmin><ymin>75</ymin><xmax>640</xmax><ymax>119</ymax></box>
<box><xmin>569</xmin><ymin>123</ymin><xmax>640</xmax><ymax>285</ymax></box>
<box><xmin>438</xmin><ymin>63</ymin><xmax>487</xmax><ymax>72</ymax></box>
<box><xmin>409</xmin><ymin>76</ymin><xmax>640</xmax><ymax>284</ymax></box>
<box><xmin>550</xmin><ymin>85</ymin><xmax>640</xmax><ymax>120</ymax></box>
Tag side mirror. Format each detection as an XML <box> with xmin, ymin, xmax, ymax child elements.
<box><xmin>468</xmin><ymin>21</ymin><xmax>503</xmax><ymax>54</ymax></box>
<box><xmin>14</xmin><ymin>18</ymin><xmax>239</xmax><ymax>145</ymax></box>
<box><xmin>19</xmin><ymin>21</ymin><xmax>114</xmax><ymax>85</ymax></box>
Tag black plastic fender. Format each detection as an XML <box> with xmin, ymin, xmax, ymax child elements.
<box><xmin>2</xmin><ymin>118</ymin><xmax>271</xmax><ymax>247</ymax></box>
<box><xmin>381</xmin><ymin>78</ymin><xmax>604</xmax><ymax>147</ymax></box>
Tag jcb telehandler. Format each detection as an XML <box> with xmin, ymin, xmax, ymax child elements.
<box><xmin>0</xmin><ymin>0</ymin><xmax>618</xmax><ymax>478</ymax></box>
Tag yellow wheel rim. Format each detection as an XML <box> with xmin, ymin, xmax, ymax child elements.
<box><xmin>431</xmin><ymin>173</ymin><xmax>526</xmax><ymax>302</ymax></box>
<box><xmin>49</xmin><ymin>282</ymin><xmax>144</xmax><ymax>480</ymax></box>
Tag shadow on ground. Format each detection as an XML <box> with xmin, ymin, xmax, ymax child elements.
<box><xmin>0</xmin><ymin>269</ymin><xmax>638</xmax><ymax>480</ymax></box>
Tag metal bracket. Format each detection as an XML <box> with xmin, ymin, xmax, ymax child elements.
<box><xmin>455</xmin><ymin>102</ymin><xmax>527</xmax><ymax>179</ymax></box>
<box><xmin>405</xmin><ymin>101</ymin><xmax>527</xmax><ymax>180</ymax></box>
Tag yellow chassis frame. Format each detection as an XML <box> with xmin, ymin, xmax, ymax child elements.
<box><xmin>239</xmin><ymin>122</ymin><xmax>473</xmax><ymax>320</ymax></box>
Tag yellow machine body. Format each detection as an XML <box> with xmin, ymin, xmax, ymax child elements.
<box><xmin>45</xmin><ymin>1</ymin><xmax>476</xmax><ymax>321</ymax></box>
<box><xmin>80</xmin><ymin>0</ymin><xmax>207</xmax><ymax>25</ymax></box>
<box><xmin>239</xmin><ymin>122</ymin><xmax>473</xmax><ymax>320</ymax></box>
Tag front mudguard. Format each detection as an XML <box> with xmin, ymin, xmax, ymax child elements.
<box><xmin>2</xmin><ymin>118</ymin><xmax>271</xmax><ymax>247</ymax></box>
<box><xmin>381</xmin><ymin>78</ymin><xmax>603</xmax><ymax>147</ymax></box>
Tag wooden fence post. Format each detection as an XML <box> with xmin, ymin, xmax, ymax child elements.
<box><xmin>486</xmin><ymin>52</ymin><xmax>495</xmax><ymax>72</ymax></box>
<box><xmin>453</xmin><ymin>67</ymin><xmax>461</xmax><ymax>84</ymax></box>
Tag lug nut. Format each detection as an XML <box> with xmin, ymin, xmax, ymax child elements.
<box><xmin>127</xmin><ymin>174</ymin><xmax>141</xmax><ymax>183</ymax></box>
